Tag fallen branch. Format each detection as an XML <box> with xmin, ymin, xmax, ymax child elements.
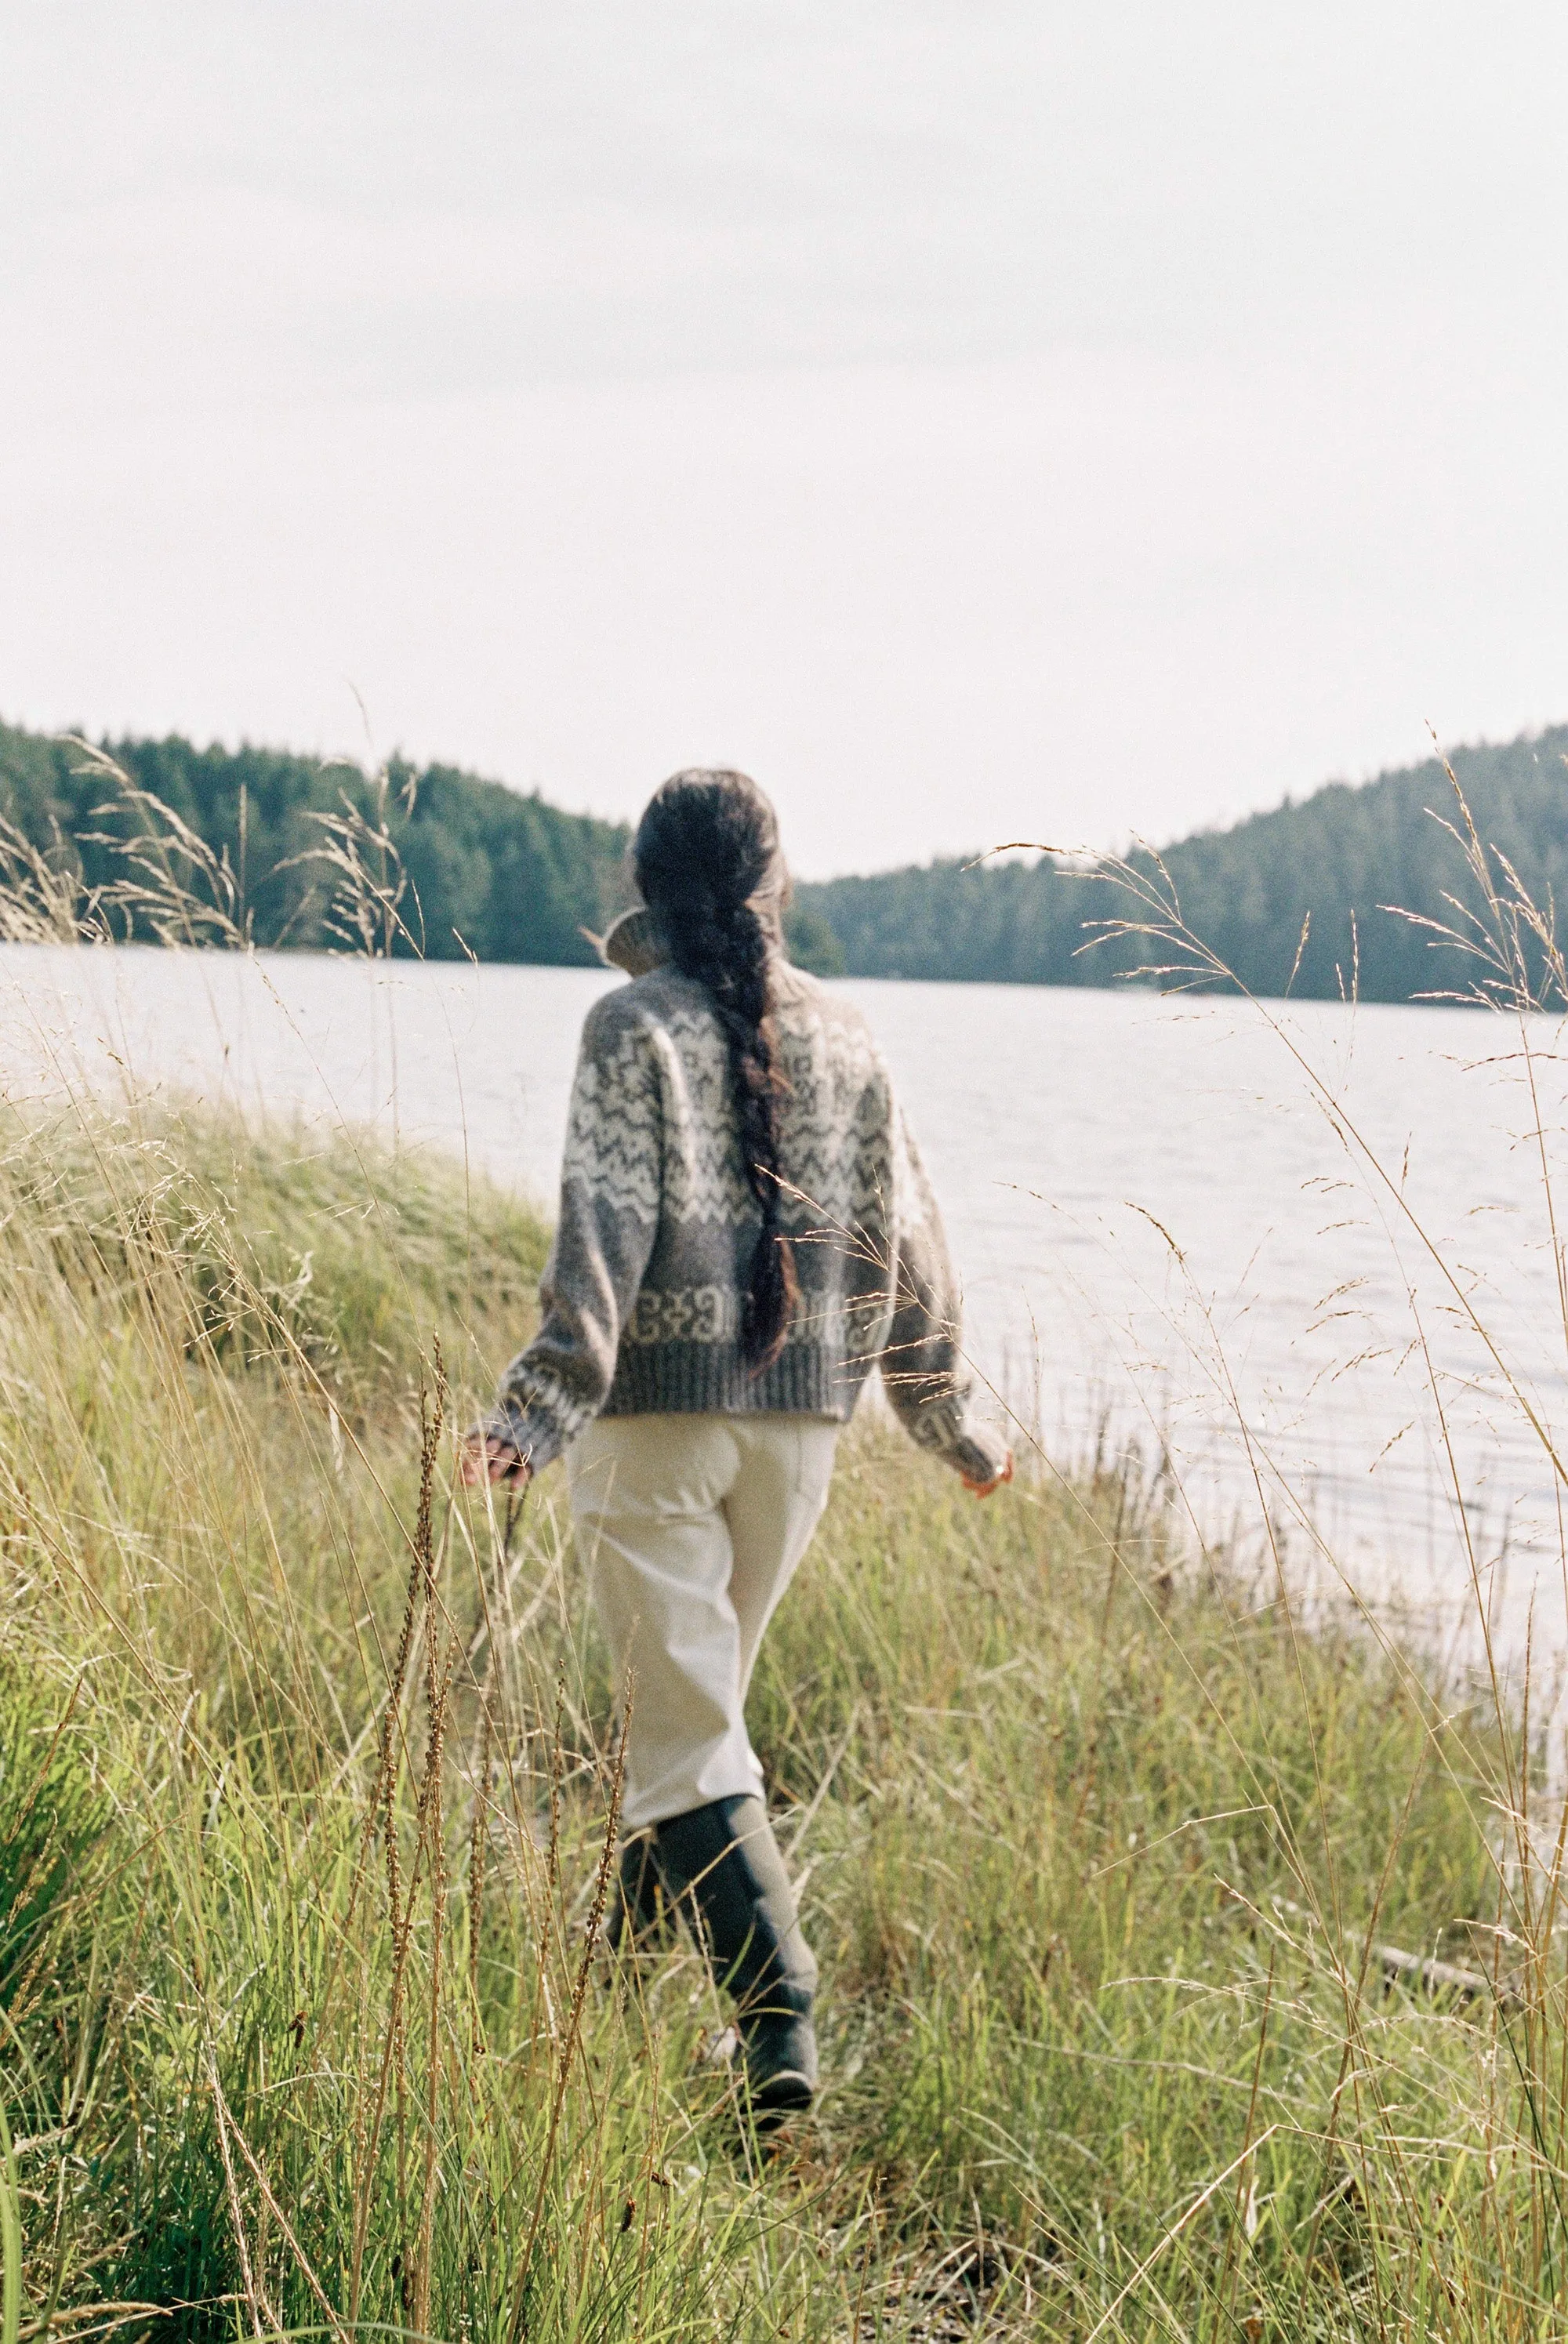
<box><xmin>1220</xmin><ymin>1884</ymin><xmax>1522</xmax><ymax>2012</ymax></box>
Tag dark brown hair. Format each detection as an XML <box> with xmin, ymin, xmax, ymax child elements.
<box><xmin>633</xmin><ymin>769</ymin><xmax>799</xmax><ymax>1370</ymax></box>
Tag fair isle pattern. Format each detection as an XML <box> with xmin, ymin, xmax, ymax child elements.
<box><xmin>485</xmin><ymin>957</ymin><xmax>1008</xmax><ymax>1486</ymax></box>
<box><xmin>774</xmin><ymin>995</ymin><xmax>898</xmax><ymax>1236</ymax></box>
<box><xmin>623</xmin><ymin>1284</ymin><xmax>869</xmax><ymax>1350</ymax></box>
<box><xmin>625</xmin><ymin>1284</ymin><xmax>738</xmax><ymax>1345</ymax></box>
<box><xmin>559</xmin><ymin>1020</ymin><xmax>666</xmax><ymax>1225</ymax></box>
<box><xmin>500</xmin><ymin>1356</ymin><xmax>595</xmax><ymax>1451</ymax></box>
<box><xmin>560</xmin><ymin>982</ymin><xmax>897</xmax><ymax>1239</ymax></box>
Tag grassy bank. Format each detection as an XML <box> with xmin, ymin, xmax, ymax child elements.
<box><xmin>0</xmin><ymin>1094</ymin><xmax>1558</xmax><ymax>2340</ymax></box>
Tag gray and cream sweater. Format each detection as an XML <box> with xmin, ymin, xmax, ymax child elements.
<box><xmin>485</xmin><ymin>923</ymin><xmax>1007</xmax><ymax>1483</ymax></box>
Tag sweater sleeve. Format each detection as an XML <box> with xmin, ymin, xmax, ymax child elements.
<box><xmin>877</xmin><ymin>1111</ymin><xmax>1011</xmax><ymax>1485</ymax></box>
<box><xmin>481</xmin><ymin>996</ymin><xmax>662</xmax><ymax>1475</ymax></box>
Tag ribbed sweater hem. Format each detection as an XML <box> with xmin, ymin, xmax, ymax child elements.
<box><xmin>601</xmin><ymin>1341</ymin><xmax>870</xmax><ymax>1421</ymax></box>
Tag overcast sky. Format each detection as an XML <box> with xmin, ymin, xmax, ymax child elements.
<box><xmin>4</xmin><ymin>5</ymin><xmax>1567</xmax><ymax>876</ymax></box>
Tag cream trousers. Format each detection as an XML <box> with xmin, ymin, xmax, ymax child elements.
<box><xmin>566</xmin><ymin>1412</ymin><xmax>840</xmax><ymax>1832</ymax></box>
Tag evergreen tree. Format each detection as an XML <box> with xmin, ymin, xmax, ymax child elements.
<box><xmin>5</xmin><ymin>717</ymin><xmax>1566</xmax><ymax>1000</ymax></box>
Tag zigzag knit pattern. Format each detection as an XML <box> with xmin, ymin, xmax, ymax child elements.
<box><xmin>485</xmin><ymin>957</ymin><xmax>1008</xmax><ymax>1483</ymax></box>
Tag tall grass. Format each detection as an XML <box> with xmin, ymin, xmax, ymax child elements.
<box><xmin>0</xmin><ymin>746</ymin><xmax>1565</xmax><ymax>2335</ymax></box>
<box><xmin>0</xmin><ymin>1083</ymin><xmax>1548</xmax><ymax>2342</ymax></box>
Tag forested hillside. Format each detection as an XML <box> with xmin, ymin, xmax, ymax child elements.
<box><xmin>3</xmin><ymin>717</ymin><xmax>1566</xmax><ymax>999</ymax></box>
<box><xmin>0</xmin><ymin>723</ymin><xmax>631</xmax><ymax>963</ymax></box>
<box><xmin>793</xmin><ymin>726</ymin><xmax>1568</xmax><ymax>1000</ymax></box>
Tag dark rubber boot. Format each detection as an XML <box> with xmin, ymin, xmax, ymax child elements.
<box><xmin>607</xmin><ymin>1831</ymin><xmax>671</xmax><ymax>1954</ymax></box>
<box><xmin>652</xmin><ymin>1793</ymin><xmax>818</xmax><ymax>2118</ymax></box>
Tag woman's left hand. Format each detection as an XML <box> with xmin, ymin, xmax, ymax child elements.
<box><xmin>962</xmin><ymin>1451</ymin><xmax>1014</xmax><ymax>1499</ymax></box>
<box><xmin>459</xmin><ymin>1433</ymin><xmax>533</xmax><ymax>1488</ymax></box>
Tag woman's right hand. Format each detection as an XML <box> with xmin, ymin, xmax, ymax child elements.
<box><xmin>459</xmin><ymin>1433</ymin><xmax>533</xmax><ymax>1489</ymax></box>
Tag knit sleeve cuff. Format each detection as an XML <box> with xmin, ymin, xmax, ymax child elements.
<box><xmin>476</xmin><ymin>1364</ymin><xmax>593</xmax><ymax>1479</ymax></box>
<box><xmin>471</xmin><ymin>1404</ymin><xmax>550</xmax><ymax>1479</ymax></box>
<box><xmin>898</xmin><ymin>1389</ymin><xmax>1011</xmax><ymax>1484</ymax></box>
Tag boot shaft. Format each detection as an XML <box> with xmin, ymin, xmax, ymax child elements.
<box><xmin>650</xmin><ymin>1794</ymin><xmax>817</xmax><ymax>2018</ymax></box>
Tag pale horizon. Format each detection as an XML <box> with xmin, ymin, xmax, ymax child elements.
<box><xmin>5</xmin><ymin>5</ymin><xmax>1567</xmax><ymax>879</ymax></box>
<box><xmin>1</xmin><ymin>702</ymin><xmax>1553</xmax><ymax>886</ymax></box>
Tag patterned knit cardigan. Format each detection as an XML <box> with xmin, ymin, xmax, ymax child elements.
<box><xmin>484</xmin><ymin>917</ymin><xmax>1008</xmax><ymax>1485</ymax></box>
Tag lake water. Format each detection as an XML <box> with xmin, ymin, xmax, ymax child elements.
<box><xmin>5</xmin><ymin>942</ymin><xmax>1567</xmax><ymax>1668</ymax></box>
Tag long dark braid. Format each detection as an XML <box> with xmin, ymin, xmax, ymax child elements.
<box><xmin>633</xmin><ymin>769</ymin><xmax>800</xmax><ymax>1371</ymax></box>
